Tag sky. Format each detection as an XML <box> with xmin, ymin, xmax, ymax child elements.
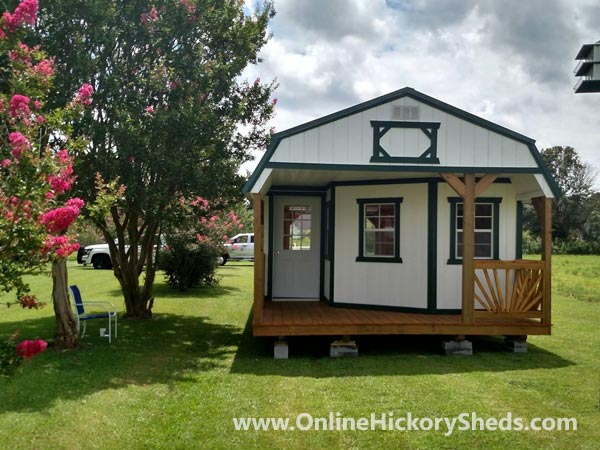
<box><xmin>241</xmin><ymin>0</ymin><xmax>600</xmax><ymax>187</ymax></box>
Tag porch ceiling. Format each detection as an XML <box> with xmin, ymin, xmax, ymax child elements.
<box><xmin>259</xmin><ymin>168</ymin><xmax>548</xmax><ymax>200</ymax></box>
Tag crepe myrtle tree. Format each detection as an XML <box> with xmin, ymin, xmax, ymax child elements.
<box><xmin>0</xmin><ymin>0</ymin><xmax>92</xmax><ymax>348</ymax></box>
<box><xmin>37</xmin><ymin>0</ymin><xmax>277</xmax><ymax>318</ymax></box>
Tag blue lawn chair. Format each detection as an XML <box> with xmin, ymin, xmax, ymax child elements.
<box><xmin>69</xmin><ymin>285</ymin><xmax>118</xmax><ymax>343</ymax></box>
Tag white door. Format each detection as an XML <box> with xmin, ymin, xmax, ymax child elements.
<box><xmin>272</xmin><ymin>196</ymin><xmax>321</xmax><ymax>299</ymax></box>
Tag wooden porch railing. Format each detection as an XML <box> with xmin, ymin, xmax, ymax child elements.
<box><xmin>472</xmin><ymin>260</ymin><xmax>547</xmax><ymax>321</ymax></box>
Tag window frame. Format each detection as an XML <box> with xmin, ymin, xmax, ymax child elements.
<box><xmin>447</xmin><ymin>197</ymin><xmax>501</xmax><ymax>265</ymax></box>
<box><xmin>356</xmin><ymin>197</ymin><xmax>403</xmax><ymax>263</ymax></box>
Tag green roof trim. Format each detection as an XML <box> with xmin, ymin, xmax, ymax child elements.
<box><xmin>242</xmin><ymin>87</ymin><xmax>560</xmax><ymax>197</ymax></box>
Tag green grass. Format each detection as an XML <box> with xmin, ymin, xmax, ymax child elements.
<box><xmin>0</xmin><ymin>257</ymin><xmax>599</xmax><ymax>449</ymax></box>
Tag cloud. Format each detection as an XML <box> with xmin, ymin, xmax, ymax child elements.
<box><xmin>241</xmin><ymin>0</ymin><xmax>600</xmax><ymax>186</ymax></box>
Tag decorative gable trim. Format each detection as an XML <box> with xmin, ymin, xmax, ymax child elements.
<box><xmin>370</xmin><ymin>120</ymin><xmax>441</xmax><ymax>164</ymax></box>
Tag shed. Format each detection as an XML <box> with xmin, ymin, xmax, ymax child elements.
<box><xmin>244</xmin><ymin>87</ymin><xmax>557</xmax><ymax>341</ymax></box>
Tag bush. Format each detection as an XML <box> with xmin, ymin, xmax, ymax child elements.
<box><xmin>0</xmin><ymin>332</ymin><xmax>23</xmax><ymax>378</ymax></box>
<box><xmin>553</xmin><ymin>238</ymin><xmax>600</xmax><ymax>255</ymax></box>
<box><xmin>157</xmin><ymin>239</ymin><xmax>220</xmax><ymax>291</ymax></box>
<box><xmin>522</xmin><ymin>230</ymin><xmax>541</xmax><ymax>255</ymax></box>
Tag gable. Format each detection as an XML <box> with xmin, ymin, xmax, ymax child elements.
<box><xmin>244</xmin><ymin>88</ymin><xmax>559</xmax><ymax>197</ymax></box>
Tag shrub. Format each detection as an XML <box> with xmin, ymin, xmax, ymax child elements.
<box><xmin>0</xmin><ymin>331</ymin><xmax>23</xmax><ymax>377</ymax></box>
<box><xmin>157</xmin><ymin>238</ymin><xmax>220</xmax><ymax>291</ymax></box>
<box><xmin>522</xmin><ymin>230</ymin><xmax>541</xmax><ymax>255</ymax></box>
<box><xmin>553</xmin><ymin>238</ymin><xmax>600</xmax><ymax>255</ymax></box>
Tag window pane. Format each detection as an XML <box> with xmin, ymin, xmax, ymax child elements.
<box><xmin>380</xmin><ymin>217</ymin><xmax>394</xmax><ymax>229</ymax></box>
<box><xmin>475</xmin><ymin>217</ymin><xmax>492</xmax><ymax>229</ymax></box>
<box><xmin>365</xmin><ymin>217</ymin><xmax>379</xmax><ymax>229</ymax></box>
<box><xmin>475</xmin><ymin>244</ymin><xmax>492</xmax><ymax>258</ymax></box>
<box><xmin>365</xmin><ymin>231</ymin><xmax>376</xmax><ymax>256</ymax></box>
<box><xmin>457</xmin><ymin>231</ymin><xmax>463</xmax><ymax>245</ymax></box>
<box><xmin>457</xmin><ymin>204</ymin><xmax>463</xmax><ymax>216</ymax></box>
<box><xmin>283</xmin><ymin>205</ymin><xmax>311</xmax><ymax>251</ymax></box>
<box><xmin>380</xmin><ymin>204</ymin><xmax>394</xmax><ymax>216</ymax></box>
<box><xmin>365</xmin><ymin>205</ymin><xmax>379</xmax><ymax>217</ymax></box>
<box><xmin>475</xmin><ymin>231</ymin><xmax>492</xmax><ymax>244</ymax></box>
<box><xmin>476</xmin><ymin>204</ymin><xmax>492</xmax><ymax>216</ymax></box>
<box><xmin>457</xmin><ymin>217</ymin><xmax>463</xmax><ymax>230</ymax></box>
<box><xmin>361</xmin><ymin>202</ymin><xmax>398</xmax><ymax>258</ymax></box>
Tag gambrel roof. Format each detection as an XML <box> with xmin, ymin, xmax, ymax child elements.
<box><xmin>244</xmin><ymin>87</ymin><xmax>559</xmax><ymax>198</ymax></box>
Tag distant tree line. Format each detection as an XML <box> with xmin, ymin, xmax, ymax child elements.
<box><xmin>523</xmin><ymin>146</ymin><xmax>600</xmax><ymax>254</ymax></box>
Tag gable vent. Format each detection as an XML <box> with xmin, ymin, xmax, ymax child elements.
<box><xmin>392</xmin><ymin>105</ymin><xmax>420</xmax><ymax>120</ymax></box>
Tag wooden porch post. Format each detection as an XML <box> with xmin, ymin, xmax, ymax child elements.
<box><xmin>533</xmin><ymin>196</ymin><xmax>552</xmax><ymax>325</ymax></box>
<box><xmin>461</xmin><ymin>174</ymin><xmax>476</xmax><ymax>324</ymax></box>
<box><xmin>251</xmin><ymin>193</ymin><xmax>265</xmax><ymax>326</ymax></box>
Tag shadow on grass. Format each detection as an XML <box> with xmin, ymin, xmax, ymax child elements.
<box><xmin>230</xmin><ymin>309</ymin><xmax>574</xmax><ymax>377</ymax></box>
<box><xmin>0</xmin><ymin>313</ymin><xmax>243</xmax><ymax>413</ymax></box>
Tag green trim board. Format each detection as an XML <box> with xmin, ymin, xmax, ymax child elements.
<box><xmin>516</xmin><ymin>201</ymin><xmax>523</xmax><ymax>259</ymax></box>
<box><xmin>269</xmin><ymin>185</ymin><xmax>328</xmax><ymax>193</ymax></box>
<box><xmin>265</xmin><ymin>162</ymin><xmax>544</xmax><ymax>174</ymax></box>
<box><xmin>356</xmin><ymin>197</ymin><xmax>403</xmax><ymax>263</ymax></box>
<box><xmin>331</xmin><ymin>301</ymin><xmax>461</xmax><ymax>315</ymax></box>
<box><xmin>320</xmin><ymin>195</ymin><xmax>326</xmax><ymax>300</ymax></box>
<box><xmin>267</xmin><ymin>194</ymin><xmax>274</xmax><ymax>299</ymax></box>
<box><xmin>526</xmin><ymin>143</ymin><xmax>561</xmax><ymax>198</ymax></box>
<box><xmin>427</xmin><ymin>179</ymin><xmax>438</xmax><ymax>312</ymax></box>
<box><xmin>370</xmin><ymin>120</ymin><xmax>441</xmax><ymax>164</ymax></box>
<box><xmin>328</xmin><ymin>185</ymin><xmax>336</xmax><ymax>304</ymax></box>
<box><xmin>243</xmin><ymin>87</ymin><xmax>560</xmax><ymax>196</ymax></box>
<box><xmin>243</xmin><ymin>137</ymin><xmax>281</xmax><ymax>194</ymax></box>
<box><xmin>332</xmin><ymin>176</ymin><xmax>511</xmax><ymax>187</ymax></box>
<box><xmin>447</xmin><ymin>197</ymin><xmax>502</xmax><ymax>265</ymax></box>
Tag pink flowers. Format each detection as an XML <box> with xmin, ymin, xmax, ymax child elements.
<box><xmin>178</xmin><ymin>0</ymin><xmax>196</xmax><ymax>15</ymax></box>
<box><xmin>8</xmin><ymin>132</ymin><xmax>31</xmax><ymax>158</ymax></box>
<box><xmin>1</xmin><ymin>0</ymin><xmax>37</xmax><ymax>33</ymax></box>
<box><xmin>9</xmin><ymin>94</ymin><xmax>31</xmax><ymax>119</ymax></box>
<box><xmin>47</xmin><ymin>161</ymin><xmax>74</xmax><ymax>195</ymax></box>
<box><xmin>145</xmin><ymin>105</ymin><xmax>154</xmax><ymax>114</ymax></box>
<box><xmin>74</xmin><ymin>83</ymin><xmax>93</xmax><ymax>106</ymax></box>
<box><xmin>140</xmin><ymin>6</ymin><xmax>158</xmax><ymax>31</ymax></box>
<box><xmin>43</xmin><ymin>235</ymin><xmax>79</xmax><ymax>258</ymax></box>
<box><xmin>39</xmin><ymin>198</ymin><xmax>85</xmax><ymax>234</ymax></box>
<box><xmin>16</xmin><ymin>339</ymin><xmax>47</xmax><ymax>359</ymax></box>
<box><xmin>33</xmin><ymin>58</ymin><xmax>54</xmax><ymax>78</ymax></box>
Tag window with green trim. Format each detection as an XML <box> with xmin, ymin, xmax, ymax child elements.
<box><xmin>356</xmin><ymin>198</ymin><xmax>403</xmax><ymax>263</ymax></box>
<box><xmin>448</xmin><ymin>197</ymin><xmax>501</xmax><ymax>264</ymax></box>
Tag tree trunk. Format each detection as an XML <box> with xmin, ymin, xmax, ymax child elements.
<box><xmin>117</xmin><ymin>241</ymin><xmax>155</xmax><ymax>319</ymax></box>
<box><xmin>52</xmin><ymin>259</ymin><xmax>79</xmax><ymax>349</ymax></box>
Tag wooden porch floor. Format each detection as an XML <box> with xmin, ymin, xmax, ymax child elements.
<box><xmin>254</xmin><ymin>301</ymin><xmax>551</xmax><ymax>337</ymax></box>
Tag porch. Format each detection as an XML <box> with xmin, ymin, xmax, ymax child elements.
<box><xmin>255</xmin><ymin>299</ymin><xmax>550</xmax><ymax>337</ymax></box>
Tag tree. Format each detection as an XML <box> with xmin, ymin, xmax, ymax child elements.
<box><xmin>523</xmin><ymin>146</ymin><xmax>597</xmax><ymax>240</ymax></box>
<box><xmin>37</xmin><ymin>0</ymin><xmax>276</xmax><ymax>318</ymax></box>
<box><xmin>1</xmin><ymin>0</ymin><xmax>90</xmax><ymax>348</ymax></box>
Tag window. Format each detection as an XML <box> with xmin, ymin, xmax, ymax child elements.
<box><xmin>356</xmin><ymin>197</ymin><xmax>403</xmax><ymax>263</ymax></box>
<box><xmin>448</xmin><ymin>197</ymin><xmax>501</xmax><ymax>264</ymax></box>
<box><xmin>282</xmin><ymin>205</ymin><xmax>311</xmax><ymax>251</ymax></box>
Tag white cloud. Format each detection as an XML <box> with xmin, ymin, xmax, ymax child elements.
<box><xmin>242</xmin><ymin>0</ymin><xmax>600</xmax><ymax>188</ymax></box>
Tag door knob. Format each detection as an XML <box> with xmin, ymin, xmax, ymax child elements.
<box><xmin>274</xmin><ymin>250</ymin><xmax>280</xmax><ymax>255</ymax></box>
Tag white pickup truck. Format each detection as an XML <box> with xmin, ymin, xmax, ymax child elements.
<box><xmin>220</xmin><ymin>233</ymin><xmax>254</xmax><ymax>265</ymax></box>
<box><xmin>79</xmin><ymin>243</ymin><xmax>114</xmax><ymax>269</ymax></box>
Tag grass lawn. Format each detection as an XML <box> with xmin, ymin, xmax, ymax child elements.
<box><xmin>0</xmin><ymin>256</ymin><xmax>599</xmax><ymax>449</ymax></box>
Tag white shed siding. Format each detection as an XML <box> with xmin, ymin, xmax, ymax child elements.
<box><xmin>333</xmin><ymin>184</ymin><xmax>428</xmax><ymax>308</ymax></box>
<box><xmin>436</xmin><ymin>183</ymin><xmax>517</xmax><ymax>310</ymax></box>
<box><xmin>269</xmin><ymin>96</ymin><xmax>538</xmax><ymax>169</ymax></box>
